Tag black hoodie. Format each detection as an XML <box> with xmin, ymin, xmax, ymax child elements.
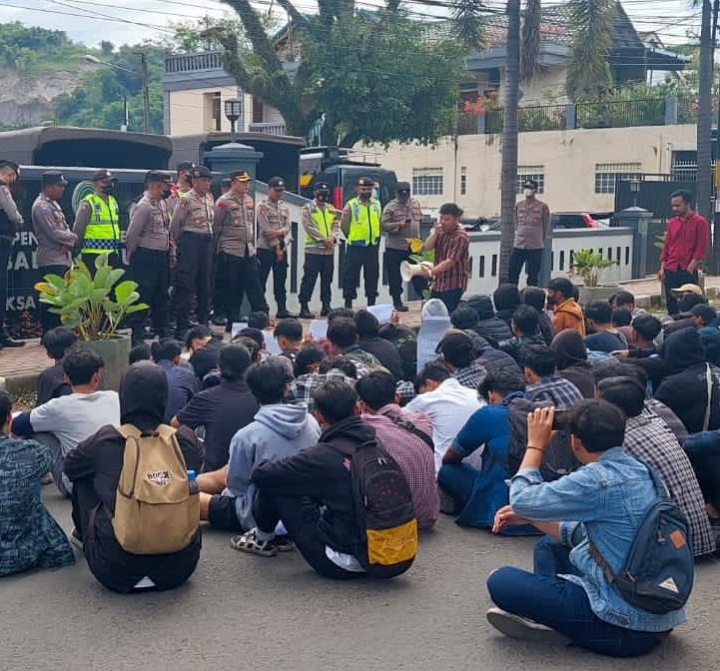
<box><xmin>252</xmin><ymin>415</ymin><xmax>375</xmax><ymax>554</ymax></box>
<box><xmin>655</xmin><ymin>328</ymin><xmax>720</xmax><ymax>434</ymax></box>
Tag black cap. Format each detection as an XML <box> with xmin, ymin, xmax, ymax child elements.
<box><xmin>268</xmin><ymin>176</ymin><xmax>285</xmax><ymax>189</ymax></box>
<box><xmin>435</xmin><ymin>330</ymin><xmax>474</xmax><ymax>356</ymax></box>
<box><xmin>145</xmin><ymin>170</ymin><xmax>172</xmax><ymax>185</ymax></box>
<box><xmin>0</xmin><ymin>160</ymin><xmax>19</xmax><ymax>176</ymax></box>
<box><xmin>42</xmin><ymin>170</ymin><xmax>68</xmax><ymax>187</ymax></box>
<box><xmin>357</xmin><ymin>177</ymin><xmax>375</xmax><ymax>187</ymax></box>
<box><xmin>221</xmin><ymin>177</ymin><xmax>232</xmax><ymax>187</ymax></box>
<box><xmin>522</xmin><ymin>179</ymin><xmax>538</xmax><ymax>190</ymax></box>
<box><xmin>192</xmin><ymin>166</ymin><xmax>213</xmax><ymax>179</ymax></box>
<box><xmin>396</xmin><ymin>181</ymin><xmax>410</xmax><ymax>193</ymax></box>
<box><xmin>230</xmin><ymin>169</ymin><xmax>252</xmax><ymax>182</ymax></box>
<box><xmin>314</xmin><ymin>181</ymin><xmax>330</xmax><ymax>191</ymax></box>
<box><xmin>176</xmin><ymin>161</ymin><xmax>195</xmax><ymax>172</ymax></box>
<box><xmin>92</xmin><ymin>169</ymin><xmax>115</xmax><ymax>183</ymax></box>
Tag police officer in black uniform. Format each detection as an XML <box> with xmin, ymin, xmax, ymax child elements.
<box><xmin>0</xmin><ymin>160</ymin><xmax>25</xmax><ymax>347</ymax></box>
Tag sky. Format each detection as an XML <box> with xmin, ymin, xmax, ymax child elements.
<box><xmin>0</xmin><ymin>0</ymin><xmax>705</xmax><ymax>48</ymax></box>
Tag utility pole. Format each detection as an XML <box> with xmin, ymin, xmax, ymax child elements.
<box><xmin>697</xmin><ymin>0</ymin><xmax>713</xmax><ymax>231</ymax></box>
<box><xmin>712</xmin><ymin>0</ymin><xmax>720</xmax><ymax>272</ymax></box>
<box><xmin>139</xmin><ymin>53</ymin><xmax>151</xmax><ymax>135</ymax></box>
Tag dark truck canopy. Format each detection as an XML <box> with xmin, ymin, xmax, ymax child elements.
<box><xmin>0</xmin><ymin>126</ymin><xmax>172</xmax><ymax>169</ymax></box>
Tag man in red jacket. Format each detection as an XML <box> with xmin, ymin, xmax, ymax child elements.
<box><xmin>658</xmin><ymin>190</ymin><xmax>709</xmax><ymax>315</ymax></box>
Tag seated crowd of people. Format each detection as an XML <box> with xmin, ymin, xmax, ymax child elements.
<box><xmin>3</xmin><ymin>279</ymin><xmax>720</xmax><ymax>658</ymax></box>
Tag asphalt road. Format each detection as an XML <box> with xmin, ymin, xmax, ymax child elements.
<box><xmin>3</xmin><ymin>489</ymin><xmax>720</xmax><ymax>671</ymax></box>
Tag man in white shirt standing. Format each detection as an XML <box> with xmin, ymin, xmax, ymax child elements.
<box><xmin>405</xmin><ymin>361</ymin><xmax>482</xmax><ymax>472</ymax></box>
<box><xmin>12</xmin><ymin>348</ymin><xmax>120</xmax><ymax>497</ymax></box>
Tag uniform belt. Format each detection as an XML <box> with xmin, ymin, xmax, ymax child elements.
<box><xmin>82</xmin><ymin>239</ymin><xmax>119</xmax><ymax>251</ymax></box>
<box><xmin>348</xmin><ymin>240</ymin><xmax>378</xmax><ymax>247</ymax></box>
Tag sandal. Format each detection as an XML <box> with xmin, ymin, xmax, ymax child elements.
<box><xmin>230</xmin><ymin>529</ymin><xmax>278</xmax><ymax>557</ymax></box>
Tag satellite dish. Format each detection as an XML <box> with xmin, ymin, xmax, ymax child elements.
<box><xmin>71</xmin><ymin>181</ymin><xmax>95</xmax><ymax>215</ymax></box>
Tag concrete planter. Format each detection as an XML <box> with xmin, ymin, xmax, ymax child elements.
<box><xmin>578</xmin><ymin>285</ymin><xmax>619</xmax><ymax>306</ymax></box>
<box><xmin>80</xmin><ymin>334</ymin><xmax>130</xmax><ymax>392</ymax></box>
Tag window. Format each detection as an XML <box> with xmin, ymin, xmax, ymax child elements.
<box><xmin>460</xmin><ymin>167</ymin><xmax>467</xmax><ymax>196</ymax></box>
<box><xmin>412</xmin><ymin>167</ymin><xmax>444</xmax><ymax>196</ymax></box>
<box><xmin>516</xmin><ymin>166</ymin><xmax>545</xmax><ymax>194</ymax></box>
<box><xmin>212</xmin><ymin>92</ymin><xmax>221</xmax><ymax>132</ymax></box>
<box><xmin>594</xmin><ymin>162</ymin><xmax>642</xmax><ymax>194</ymax></box>
<box><xmin>252</xmin><ymin>97</ymin><xmax>264</xmax><ymax>124</ymax></box>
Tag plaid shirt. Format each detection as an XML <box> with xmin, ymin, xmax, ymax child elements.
<box><xmin>526</xmin><ymin>374</ymin><xmax>583</xmax><ymax>408</ymax></box>
<box><xmin>433</xmin><ymin>225</ymin><xmax>469</xmax><ymax>293</ymax></box>
<box><xmin>624</xmin><ymin>407</ymin><xmax>715</xmax><ymax>557</ymax></box>
<box><xmin>453</xmin><ymin>361</ymin><xmax>487</xmax><ymax>391</ymax></box>
<box><xmin>286</xmin><ymin>369</ymin><xmax>356</xmax><ymax>414</ymax></box>
<box><xmin>362</xmin><ymin>405</ymin><xmax>440</xmax><ymax>531</ymax></box>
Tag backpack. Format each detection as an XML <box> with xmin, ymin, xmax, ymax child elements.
<box><xmin>112</xmin><ymin>424</ymin><xmax>200</xmax><ymax>555</ymax></box>
<box><xmin>588</xmin><ymin>467</ymin><xmax>694</xmax><ymax>615</ymax></box>
<box><xmin>337</xmin><ymin>438</ymin><xmax>418</xmax><ymax>579</ymax></box>
<box><xmin>506</xmin><ymin>397</ymin><xmax>580</xmax><ymax>481</ymax></box>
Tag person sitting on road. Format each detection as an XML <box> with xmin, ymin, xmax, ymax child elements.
<box><xmin>465</xmin><ymin>295</ymin><xmax>512</xmax><ymax>347</ymax></box>
<box><xmin>691</xmin><ymin>303</ymin><xmax>720</xmax><ymax>367</ymax></box>
<box><xmin>611</xmin><ymin>290</ymin><xmax>646</xmax><ymax>318</ymax></box>
<box><xmin>584</xmin><ymin>301</ymin><xmax>628</xmax><ymax>354</ymax></box>
<box><xmin>498</xmin><ymin>305</ymin><xmax>545</xmax><ymax>362</ymax></box>
<box><xmin>450</xmin><ymin>306</ymin><xmax>491</xmax><ymax>357</ymax></box>
<box><xmin>185</xmin><ymin>325</ymin><xmax>224</xmax><ymax>383</ymax></box>
<box><xmin>356</xmin><ymin>371</ymin><xmax>439</xmax><ymax>532</ymax></box>
<box><xmin>285</xmin><ymin>350</ymin><xmax>357</xmax><ymax>414</ymax></box>
<box><xmin>439</xmin><ymin>369</ymin><xmax>526</xmax><ymax>529</ymax></box>
<box><xmin>520</xmin><ymin>286</ymin><xmax>554</xmax><ymax>345</ymax></box>
<box><xmin>546</xmin><ymin>278</ymin><xmax>585</xmax><ymax>337</ymax></box>
<box><xmin>36</xmin><ymin>326</ymin><xmax>77</xmax><ymax>406</ymax></box>
<box><xmin>327</xmin><ymin>318</ymin><xmax>384</xmax><ymax>376</ymax></box>
<box><xmin>273</xmin><ymin>318</ymin><xmax>304</xmax><ymax>365</ymax></box>
<box><xmin>355</xmin><ymin>310</ymin><xmax>404</xmax><ymax>382</ymax></box>
<box><xmin>438</xmin><ymin>331</ymin><xmax>488</xmax><ymax>390</ymax></box>
<box><xmin>493</xmin><ymin>283</ymin><xmax>522</xmax><ymax>328</ymax></box>
<box><xmin>405</xmin><ymin>361</ymin><xmax>481</xmax><ymax>472</ymax></box>
<box><xmin>128</xmin><ymin>344</ymin><xmax>151</xmax><ymax>365</ymax></box>
<box><xmin>611</xmin><ymin>307</ymin><xmax>634</xmax><ymax>343</ymax></box>
<box><xmin>548</xmin><ymin>329</ymin><xmax>595</xmax><ymax>399</ymax></box>
<box><xmin>13</xmin><ymin>349</ymin><xmax>120</xmax><ymax>498</ymax></box>
<box><xmin>151</xmin><ymin>338</ymin><xmax>199</xmax><ymax>424</ymax></box>
<box><xmin>521</xmin><ymin>344</ymin><xmax>583</xmax><ymax>408</ymax></box>
<box><xmin>199</xmin><ymin>358</ymin><xmax>320</xmax><ymax>533</ymax></box>
<box><xmin>487</xmin><ymin>400</ymin><xmax>687</xmax><ymax>657</ymax></box>
<box><xmin>64</xmin><ymin>362</ymin><xmax>203</xmax><ymax>594</ymax></box>
<box><xmin>0</xmin><ymin>389</ymin><xmax>74</xmax><ymax>577</ymax></box>
<box><xmin>247</xmin><ymin>311</ymin><xmax>271</xmax><ymax>330</ymax></box>
<box><xmin>232</xmin><ymin>380</ymin><xmax>378</xmax><ymax>579</ymax></box>
<box><xmin>172</xmin><ymin>345</ymin><xmax>258</xmax><ymax>472</ymax></box>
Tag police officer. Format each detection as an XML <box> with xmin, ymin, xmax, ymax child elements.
<box><xmin>169</xmin><ymin>165</ymin><xmax>214</xmax><ymax>338</ymax></box>
<box><xmin>298</xmin><ymin>182</ymin><xmax>340</xmax><ymax>319</ymax></box>
<box><xmin>220</xmin><ymin>177</ymin><xmax>232</xmax><ymax>195</ymax></box>
<box><xmin>32</xmin><ymin>171</ymin><xmax>77</xmax><ymax>334</ymax></box>
<box><xmin>214</xmin><ymin>170</ymin><xmax>270</xmax><ymax>332</ymax></box>
<box><xmin>210</xmin><ymin>177</ymin><xmax>235</xmax><ymax>325</ymax></box>
<box><xmin>381</xmin><ymin>181</ymin><xmax>424</xmax><ymax>311</ymax></box>
<box><xmin>257</xmin><ymin>176</ymin><xmax>296</xmax><ymax>319</ymax></box>
<box><xmin>168</xmin><ymin>161</ymin><xmax>195</xmax><ymax>215</ymax></box>
<box><xmin>73</xmin><ymin>168</ymin><xmax>121</xmax><ymax>269</ymax></box>
<box><xmin>126</xmin><ymin>171</ymin><xmax>174</xmax><ymax>345</ymax></box>
<box><xmin>0</xmin><ymin>160</ymin><xmax>25</xmax><ymax>347</ymax></box>
<box><xmin>341</xmin><ymin>176</ymin><xmax>382</xmax><ymax>309</ymax></box>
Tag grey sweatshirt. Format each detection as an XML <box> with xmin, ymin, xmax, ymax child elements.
<box><xmin>224</xmin><ymin>403</ymin><xmax>321</xmax><ymax>529</ymax></box>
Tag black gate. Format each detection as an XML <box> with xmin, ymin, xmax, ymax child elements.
<box><xmin>614</xmin><ymin>174</ymin><xmax>697</xmax><ymax>220</ymax></box>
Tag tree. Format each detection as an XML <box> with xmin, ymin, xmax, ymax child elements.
<box><xmin>207</xmin><ymin>0</ymin><xmax>462</xmax><ymax>146</ymax></box>
<box><xmin>695</xmin><ymin>0</ymin><xmax>713</xmax><ymax>229</ymax></box>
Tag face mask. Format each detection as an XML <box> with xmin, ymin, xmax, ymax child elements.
<box><xmin>316</xmin><ymin>191</ymin><xmax>330</xmax><ymax>202</ymax></box>
<box><xmin>102</xmin><ymin>183</ymin><xmax>115</xmax><ymax>196</ymax></box>
<box><xmin>523</xmin><ymin>188</ymin><xmax>535</xmax><ymax>198</ymax></box>
<box><xmin>359</xmin><ymin>191</ymin><xmax>371</xmax><ymax>201</ymax></box>
<box><xmin>161</xmin><ymin>188</ymin><xmax>172</xmax><ymax>200</ymax></box>
<box><xmin>183</xmin><ymin>174</ymin><xmax>193</xmax><ymax>186</ymax></box>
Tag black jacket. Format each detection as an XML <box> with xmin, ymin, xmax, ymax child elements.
<box><xmin>359</xmin><ymin>336</ymin><xmax>404</xmax><ymax>381</ymax></box>
<box><xmin>252</xmin><ymin>416</ymin><xmax>376</xmax><ymax>555</ymax></box>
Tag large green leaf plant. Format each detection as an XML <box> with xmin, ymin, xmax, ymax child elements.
<box><xmin>35</xmin><ymin>253</ymin><xmax>148</xmax><ymax>341</ymax></box>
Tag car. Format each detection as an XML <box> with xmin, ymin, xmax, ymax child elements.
<box><xmin>551</xmin><ymin>212</ymin><xmax>614</xmax><ymax>229</ymax></box>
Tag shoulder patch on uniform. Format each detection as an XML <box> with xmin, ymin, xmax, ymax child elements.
<box><xmin>217</xmin><ymin>201</ymin><xmax>227</xmax><ymax>209</ymax></box>
<box><xmin>259</xmin><ymin>205</ymin><xmax>266</xmax><ymax>214</ymax></box>
<box><xmin>40</xmin><ymin>205</ymin><xmax>50</xmax><ymax>212</ymax></box>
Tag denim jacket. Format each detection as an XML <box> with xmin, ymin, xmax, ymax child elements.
<box><xmin>510</xmin><ymin>448</ymin><xmax>687</xmax><ymax>632</ymax></box>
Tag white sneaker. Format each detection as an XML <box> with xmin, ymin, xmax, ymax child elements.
<box><xmin>486</xmin><ymin>608</ymin><xmax>571</xmax><ymax>646</ymax></box>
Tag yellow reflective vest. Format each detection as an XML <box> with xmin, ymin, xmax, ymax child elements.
<box><xmin>346</xmin><ymin>197</ymin><xmax>381</xmax><ymax>246</ymax></box>
<box><xmin>81</xmin><ymin>193</ymin><xmax>120</xmax><ymax>253</ymax></box>
<box><xmin>305</xmin><ymin>203</ymin><xmax>337</xmax><ymax>248</ymax></box>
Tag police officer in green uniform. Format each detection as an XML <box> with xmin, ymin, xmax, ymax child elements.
<box><xmin>0</xmin><ymin>160</ymin><xmax>25</xmax><ymax>347</ymax></box>
<box><xmin>169</xmin><ymin>165</ymin><xmax>214</xmax><ymax>338</ymax></box>
<box><xmin>341</xmin><ymin>176</ymin><xmax>382</xmax><ymax>309</ymax></box>
<box><xmin>73</xmin><ymin>169</ymin><xmax>121</xmax><ymax>269</ymax></box>
<box><xmin>298</xmin><ymin>182</ymin><xmax>341</xmax><ymax>318</ymax></box>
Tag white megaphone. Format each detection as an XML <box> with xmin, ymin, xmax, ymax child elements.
<box><xmin>400</xmin><ymin>260</ymin><xmax>434</xmax><ymax>282</ymax></box>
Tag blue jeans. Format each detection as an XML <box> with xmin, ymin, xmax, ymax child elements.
<box><xmin>486</xmin><ymin>536</ymin><xmax>664</xmax><ymax>657</ymax></box>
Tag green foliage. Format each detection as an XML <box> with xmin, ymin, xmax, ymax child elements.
<box><xmin>35</xmin><ymin>253</ymin><xmax>148</xmax><ymax>341</ymax></box>
<box><xmin>654</xmin><ymin>232</ymin><xmax>666</xmax><ymax>250</ymax></box>
<box><xmin>568</xmin><ymin>248</ymin><xmax>616</xmax><ymax>287</ymax></box>
<box><xmin>0</xmin><ymin>22</ymin><xmax>83</xmax><ymax>74</ymax></box>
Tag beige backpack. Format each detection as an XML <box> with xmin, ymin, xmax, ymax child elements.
<box><xmin>112</xmin><ymin>424</ymin><xmax>199</xmax><ymax>555</ymax></box>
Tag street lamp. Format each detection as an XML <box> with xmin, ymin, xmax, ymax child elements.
<box><xmin>84</xmin><ymin>54</ymin><xmax>150</xmax><ymax>134</ymax></box>
<box><xmin>224</xmin><ymin>98</ymin><xmax>242</xmax><ymax>143</ymax></box>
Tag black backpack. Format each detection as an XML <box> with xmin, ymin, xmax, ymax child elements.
<box><xmin>506</xmin><ymin>397</ymin><xmax>580</xmax><ymax>480</ymax></box>
<box><xmin>336</xmin><ymin>439</ymin><xmax>418</xmax><ymax>579</ymax></box>
<box><xmin>588</xmin><ymin>467</ymin><xmax>694</xmax><ymax>615</ymax></box>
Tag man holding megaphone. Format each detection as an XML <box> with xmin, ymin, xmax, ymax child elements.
<box><xmin>408</xmin><ymin>203</ymin><xmax>469</xmax><ymax>314</ymax></box>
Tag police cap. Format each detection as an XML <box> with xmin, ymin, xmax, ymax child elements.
<box><xmin>176</xmin><ymin>161</ymin><xmax>195</xmax><ymax>172</ymax></box>
<box><xmin>314</xmin><ymin>181</ymin><xmax>330</xmax><ymax>192</ymax></box>
<box><xmin>92</xmin><ymin>168</ymin><xmax>115</xmax><ymax>183</ymax></box>
<box><xmin>522</xmin><ymin>178</ymin><xmax>538</xmax><ymax>190</ymax></box>
<box><xmin>145</xmin><ymin>170</ymin><xmax>172</xmax><ymax>185</ymax></box>
<box><xmin>42</xmin><ymin>170</ymin><xmax>68</xmax><ymax>187</ymax></box>
<box><xmin>396</xmin><ymin>181</ymin><xmax>411</xmax><ymax>193</ymax></box>
<box><xmin>192</xmin><ymin>166</ymin><xmax>213</xmax><ymax>180</ymax></box>
<box><xmin>230</xmin><ymin>170</ymin><xmax>252</xmax><ymax>183</ymax></box>
<box><xmin>268</xmin><ymin>176</ymin><xmax>285</xmax><ymax>190</ymax></box>
<box><xmin>357</xmin><ymin>177</ymin><xmax>375</xmax><ymax>187</ymax></box>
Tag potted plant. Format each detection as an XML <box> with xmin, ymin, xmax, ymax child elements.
<box><xmin>568</xmin><ymin>248</ymin><xmax>618</xmax><ymax>304</ymax></box>
<box><xmin>404</xmin><ymin>237</ymin><xmax>435</xmax><ymax>301</ymax></box>
<box><xmin>35</xmin><ymin>253</ymin><xmax>148</xmax><ymax>391</ymax></box>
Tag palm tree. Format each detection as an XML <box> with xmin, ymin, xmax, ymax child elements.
<box><xmin>694</xmin><ymin>0</ymin><xmax>713</xmax><ymax>234</ymax></box>
<box><xmin>496</xmin><ymin>0</ymin><xmax>616</xmax><ymax>281</ymax></box>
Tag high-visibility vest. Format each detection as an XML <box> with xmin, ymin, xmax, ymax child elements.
<box><xmin>305</xmin><ymin>203</ymin><xmax>336</xmax><ymax>248</ymax></box>
<box><xmin>346</xmin><ymin>197</ymin><xmax>381</xmax><ymax>246</ymax></box>
<box><xmin>81</xmin><ymin>193</ymin><xmax>120</xmax><ymax>253</ymax></box>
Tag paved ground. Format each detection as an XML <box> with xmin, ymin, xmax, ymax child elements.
<box><xmin>2</xmin><ymin>489</ymin><xmax>719</xmax><ymax>671</ymax></box>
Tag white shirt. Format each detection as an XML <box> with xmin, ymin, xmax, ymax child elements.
<box><xmin>405</xmin><ymin>378</ymin><xmax>483</xmax><ymax>472</ymax></box>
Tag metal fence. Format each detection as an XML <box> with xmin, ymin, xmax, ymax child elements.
<box><xmin>575</xmin><ymin>98</ymin><xmax>665</xmax><ymax>129</ymax></box>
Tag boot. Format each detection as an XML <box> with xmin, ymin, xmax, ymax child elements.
<box><xmin>393</xmin><ymin>299</ymin><xmax>409</xmax><ymax>312</ymax></box>
<box><xmin>299</xmin><ymin>303</ymin><xmax>315</xmax><ymax>319</ymax></box>
<box><xmin>320</xmin><ymin>304</ymin><xmax>331</xmax><ymax>317</ymax></box>
<box><xmin>344</xmin><ymin>298</ymin><xmax>353</xmax><ymax>310</ymax></box>
<box><xmin>276</xmin><ymin>305</ymin><xmax>298</xmax><ymax>319</ymax></box>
